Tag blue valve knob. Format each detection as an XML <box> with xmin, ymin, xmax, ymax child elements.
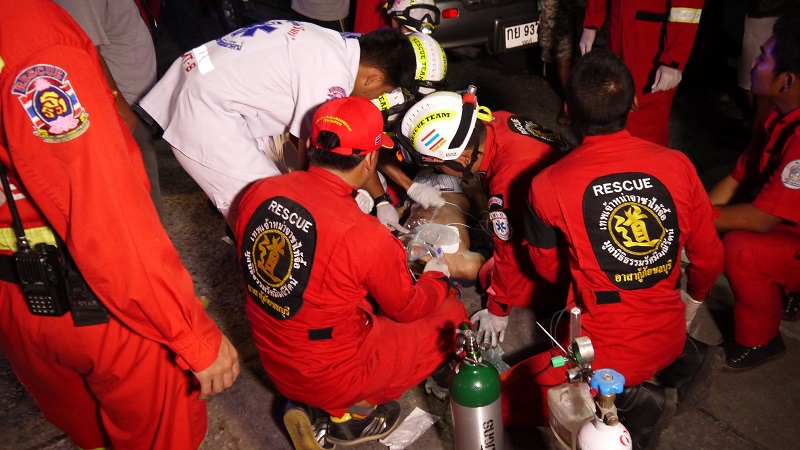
<box><xmin>590</xmin><ymin>368</ymin><xmax>625</xmax><ymax>396</ymax></box>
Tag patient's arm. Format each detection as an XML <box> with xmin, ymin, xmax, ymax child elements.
<box><xmin>378</xmin><ymin>156</ymin><xmax>414</xmax><ymax>191</ymax></box>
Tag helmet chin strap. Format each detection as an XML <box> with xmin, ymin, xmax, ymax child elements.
<box><xmin>442</xmin><ymin>127</ymin><xmax>483</xmax><ymax>179</ymax></box>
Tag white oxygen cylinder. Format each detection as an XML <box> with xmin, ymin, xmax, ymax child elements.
<box><xmin>577</xmin><ymin>419</ymin><xmax>631</xmax><ymax>450</ymax></box>
<box><xmin>577</xmin><ymin>368</ymin><xmax>630</xmax><ymax>450</ymax></box>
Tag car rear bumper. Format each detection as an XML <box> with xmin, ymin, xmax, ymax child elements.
<box><xmin>433</xmin><ymin>0</ymin><xmax>539</xmax><ymax>54</ymax></box>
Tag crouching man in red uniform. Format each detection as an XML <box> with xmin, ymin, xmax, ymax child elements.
<box><xmin>0</xmin><ymin>1</ymin><xmax>240</xmax><ymax>448</ymax></box>
<box><xmin>709</xmin><ymin>13</ymin><xmax>800</xmax><ymax>371</ymax></box>
<box><xmin>235</xmin><ymin>96</ymin><xmax>467</xmax><ymax>449</ymax></box>
<box><xmin>502</xmin><ymin>50</ymin><xmax>724</xmax><ymax>450</ymax></box>
<box><xmin>395</xmin><ymin>90</ymin><xmax>571</xmax><ymax>348</ymax></box>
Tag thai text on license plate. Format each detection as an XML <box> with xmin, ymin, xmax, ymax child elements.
<box><xmin>505</xmin><ymin>22</ymin><xmax>539</xmax><ymax>49</ymax></box>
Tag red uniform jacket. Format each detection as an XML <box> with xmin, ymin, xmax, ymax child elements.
<box><xmin>584</xmin><ymin>0</ymin><xmax>704</xmax><ymax>146</ymax></box>
<box><xmin>525</xmin><ymin>130</ymin><xmax>722</xmax><ymax>385</ymax></box>
<box><xmin>0</xmin><ymin>3</ymin><xmax>221</xmax><ymax>372</ymax></box>
<box><xmin>236</xmin><ymin>166</ymin><xmax>451</xmax><ymax>411</ymax></box>
<box><xmin>480</xmin><ymin>112</ymin><xmax>567</xmax><ymax>317</ymax></box>
<box><xmin>585</xmin><ymin>0</ymin><xmax>704</xmax><ymax>73</ymax></box>
<box><xmin>731</xmin><ymin>106</ymin><xmax>800</xmax><ymax>230</ymax></box>
<box><xmin>354</xmin><ymin>0</ymin><xmax>390</xmax><ymax>33</ymax></box>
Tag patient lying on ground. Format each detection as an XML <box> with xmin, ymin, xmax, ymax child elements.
<box><xmin>399</xmin><ymin>172</ymin><xmax>489</xmax><ymax>282</ymax></box>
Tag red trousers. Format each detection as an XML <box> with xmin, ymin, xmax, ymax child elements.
<box><xmin>275</xmin><ymin>294</ymin><xmax>468</xmax><ymax>417</ymax></box>
<box><xmin>501</xmin><ymin>312</ymin><xmax>682</xmax><ymax>427</ymax></box>
<box><xmin>0</xmin><ymin>283</ymin><xmax>207</xmax><ymax>449</ymax></box>
<box><xmin>627</xmin><ymin>88</ymin><xmax>675</xmax><ymax>148</ymax></box>
<box><xmin>724</xmin><ymin>229</ymin><xmax>800</xmax><ymax>346</ymax></box>
<box><xmin>360</xmin><ymin>295</ymin><xmax>468</xmax><ymax>407</ymax></box>
<box><xmin>501</xmin><ymin>347</ymin><xmax>566</xmax><ymax>428</ymax></box>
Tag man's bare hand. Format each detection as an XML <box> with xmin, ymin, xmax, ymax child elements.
<box><xmin>579</xmin><ymin>28</ymin><xmax>596</xmax><ymax>55</ymax></box>
<box><xmin>193</xmin><ymin>334</ymin><xmax>240</xmax><ymax>400</ymax></box>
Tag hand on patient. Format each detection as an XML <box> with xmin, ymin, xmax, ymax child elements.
<box><xmin>377</xmin><ymin>202</ymin><xmax>410</xmax><ymax>233</ymax></box>
<box><xmin>408</xmin><ymin>182</ymin><xmax>446</xmax><ymax>208</ymax></box>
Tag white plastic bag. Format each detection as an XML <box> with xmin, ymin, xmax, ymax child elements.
<box><xmin>379</xmin><ymin>407</ymin><xmax>440</xmax><ymax>450</ymax></box>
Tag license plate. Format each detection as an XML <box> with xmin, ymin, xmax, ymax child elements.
<box><xmin>504</xmin><ymin>21</ymin><xmax>539</xmax><ymax>49</ymax></box>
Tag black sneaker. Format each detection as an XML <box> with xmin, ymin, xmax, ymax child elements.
<box><xmin>724</xmin><ymin>334</ymin><xmax>786</xmax><ymax>371</ymax></box>
<box><xmin>326</xmin><ymin>401</ymin><xmax>402</xmax><ymax>446</ymax></box>
<box><xmin>283</xmin><ymin>402</ymin><xmax>336</xmax><ymax>450</ymax></box>
<box><xmin>782</xmin><ymin>293</ymin><xmax>800</xmax><ymax>322</ymax></box>
<box><xmin>616</xmin><ymin>382</ymin><xmax>678</xmax><ymax>450</ymax></box>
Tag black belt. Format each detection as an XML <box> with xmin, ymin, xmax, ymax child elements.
<box><xmin>0</xmin><ymin>254</ymin><xmax>18</xmax><ymax>284</ymax></box>
<box><xmin>307</xmin><ymin>312</ymin><xmax>372</xmax><ymax>340</ymax></box>
<box><xmin>635</xmin><ymin>11</ymin><xmax>667</xmax><ymax>22</ymax></box>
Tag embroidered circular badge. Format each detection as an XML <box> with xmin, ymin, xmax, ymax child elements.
<box><xmin>12</xmin><ymin>64</ymin><xmax>90</xmax><ymax>143</ymax></box>
<box><xmin>583</xmin><ymin>173</ymin><xmax>680</xmax><ymax>289</ymax></box>
<box><xmin>781</xmin><ymin>159</ymin><xmax>800</xmax><ymax>190</ymax></box>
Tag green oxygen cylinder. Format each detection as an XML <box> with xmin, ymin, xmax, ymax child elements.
<box><xmin>450</xmin><ymin>322</ymin><xmax>505</xmax><ymax>450</ymax></box>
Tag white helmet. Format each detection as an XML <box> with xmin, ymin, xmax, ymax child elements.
<box><xmin>386</xmin><ymin>0</ymin><xmax>440</xmax><ymax>34</ymax></box>
<box><xmin>397</xmin><ymin>88</ymin><xmax>491</xmax><ymax>166</ymax></box>
<box><xmin>408</xmin><ymin>32</ymin><xmax>448</xmax><ymax>95</ymax></box>
<box><xmin>371</xmin><ymin>34</ymin><xmax>448</xmax><ymax>126</ymax></box>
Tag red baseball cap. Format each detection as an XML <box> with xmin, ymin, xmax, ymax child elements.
<box><xmin>311</xmin><ymin>97</ymin><xmax>394</xmax><ymax>156</ymax></box>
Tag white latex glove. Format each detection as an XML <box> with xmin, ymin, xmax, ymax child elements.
<box><xmin>651</xmin><ymin>66</ymin><xmax>683</xmax><ymax>92</ymax></box>
<box><xmin>376</xmin><ymin>202</ymin><xmax>410</xmax><ymax>233</ymax></box>
<box><xmin>680</xmin><ymin>289</ymin><xmax>702</xmax><ymax>330</ymax></box>
<box><xmin>469</xmin><ymin>309</ymin><xmax>509</xmax><ymax>348</ymax></box>
<box><xmin>423</xmin><ymin>258</ymin><xmax>450</xmax><ymax>278</ymax></box>
<box><xmin>579</xmin><ymin>28</ymin><xmax>596</xmax><ymax>55</ymax></box>
<box><xmin>355</xmin><ymin>189</ymin><xmax>374</xmax><ymax>214</ymax></box>
<box><xmin>407</xmin><ymin>182</ymin><xmax>446</xmax><ymax>208</ymax></box>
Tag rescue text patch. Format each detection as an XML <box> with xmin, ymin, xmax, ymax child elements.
<box><xmin>241</xmin><ymin>197</ymin><xmax>317</xmax><ymax>320</ymax></box>
<box><xmin>583</xmin><ymin>173</ymin><xmax>679</xmax><ymax>289</ymax></box>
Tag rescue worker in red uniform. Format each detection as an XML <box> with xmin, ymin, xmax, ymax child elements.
<box><xmin>0</xmin><ymin>2</ymin><xmax>240</xmax><ymax>449</ymax></box>
<box><xmin>395</xmin><ymin>89</ymin><xmax>571</xmax><ymax>347</ymax></box>
<box><xmin>504</xmin><ymin>50</ymin><xmax>724</xmax><ymax>450</ymax></box>
<box><xmin>354</xmin><ymin>0</ymin><xmax>390</xmax><ymax>33</ymax></box>
<box><xmin>709</xmin><ymin>13</ymin><xmax>800</xmax><ymax>371</ymax></box>
<box><xmin>580</xmin><ymin>0</ymin><xmax>704</xmax><ymax>147</ymax></box>
<box><xmin>235</xmin><ymin>96</ymin><xmax>467</xmax><ymax>449</ymax></box>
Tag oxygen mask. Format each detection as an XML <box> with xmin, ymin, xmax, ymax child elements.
<box><xmin>402</xmin><ymin>232</ymin><xmax>441</xmax><ymax>262</ymax></box>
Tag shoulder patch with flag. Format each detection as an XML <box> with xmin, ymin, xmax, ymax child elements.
<box><xmin>12</xmin><ymin>64</ymin><xmax>90</xmax><ymax>143</ymax></box>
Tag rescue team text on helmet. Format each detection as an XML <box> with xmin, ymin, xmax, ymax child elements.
<box><xmin>396</xmin><ymin>87</ymin><xmax>492</xmax><ymax>169</ymax></box>
<box><xmin>386</xmin><ymin>0</ymin><xmax>441</xmax><ymax>35</ymax></box>
<box><xmin>372</xmin><ymin>32</ymin><xmax>449</xmax><ymax>121</ymax></box>
<box><xmin>409</xmin><ymin>32</ymin><xmax>448</xmax><ymax>94</ymax></box>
